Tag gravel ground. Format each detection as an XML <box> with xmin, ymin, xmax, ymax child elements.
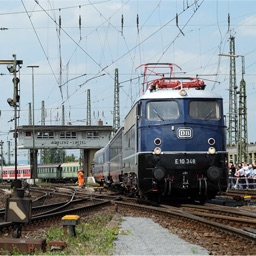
<box><xmin>113</xmin><ymin>217</ymin><xmax>209</xmax><ymax>255</ymax></box>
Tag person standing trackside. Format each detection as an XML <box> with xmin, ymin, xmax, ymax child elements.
<box><xmin>228</xmin><ymin>163</ymin><xmax>236</xmax><ymax>189</ymax></box>
<box><xmin>77</xmin><ymin>169</ymin><xmax>85</xmax><ymax>188</ymax></box>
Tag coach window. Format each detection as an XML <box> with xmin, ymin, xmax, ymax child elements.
<box><xmin>189</xmin><ymin>100</ymin><xmax>220</xmax><ymax>120</ymax></box>
<box><xmin>146</xmin><ymin>101</ymin><xmax>179</xmax><ymax>121</ymax></box>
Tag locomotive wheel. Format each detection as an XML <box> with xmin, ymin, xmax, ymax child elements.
<box><xmin>146</xmin><ymin>193</ymin><xmax>161</xmax><ymax>206</ymax></box>
<box><xmin>195</xmin><ymin>195</ymin><xmax>207</xmax><ymax>205</ymax></box>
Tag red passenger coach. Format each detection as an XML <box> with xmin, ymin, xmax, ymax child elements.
<box><xmin>2</xmin><ymin>165</ymin><xmax>31</xmax><ymax>180</ymax></box>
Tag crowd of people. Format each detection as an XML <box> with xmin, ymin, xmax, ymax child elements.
<box><xmin>228</xmin><ymin>162</ymin><xmax>256</xmax><ymax>189</ymax></box>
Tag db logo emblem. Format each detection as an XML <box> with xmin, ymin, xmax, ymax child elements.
<box><xmin>177</xmin><ymin>128</ymin><xmax>193</xmax><ymax>139</ymax></box>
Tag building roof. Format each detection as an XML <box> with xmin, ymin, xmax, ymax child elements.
<box><xmin>16</xmin><ymin>125</ymin><xmax>113</xmax><ymax>132</ymax></box>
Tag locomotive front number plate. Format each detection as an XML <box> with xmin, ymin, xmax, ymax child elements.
<box><xmin>175</xmin><ymin>158</ymin><xmax>196</xmax><ymax>164</ymax></box>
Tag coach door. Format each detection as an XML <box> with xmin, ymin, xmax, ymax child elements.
<box><xmin>57</xmin><ymin>165</ymin><xmax>62</xmax><ymax>179</ymax></box>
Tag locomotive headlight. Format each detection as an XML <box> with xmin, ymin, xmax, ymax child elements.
<box><xmin>153</xmin><ymin>166</ymin><xmax>166</xmax><ymax>181</ymax></box>
<box><xmin>154</xmin><ymin>147</ymin><xmax>161</xmax><ymax>155</ymax></box>
<box><xmin>208</xmin><ymin>138</ymin><xmax>215</xmax><ymax>145</ymax></box>
<box><xmin>154</xmin><ymin>138</ymin><xmax>161</xmax><ymax>146</ymax></box>
<box><xmin>208</xmin><ymin>147</ymin><xmax>216</xmax><ymax>154</ymax></box>
<box><xmin>206</xmin><ymin>166</ymin><xmax>221</xmax><ymax>181</ymax></box>
<box><xmin>179</xmin><ymin>89</ymin><xmax>187</xmax><ymax>96</ymax></box>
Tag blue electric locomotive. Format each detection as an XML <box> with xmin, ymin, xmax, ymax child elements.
<box><xmin>93</xmin><ymin>63</ymin><xmax>228</xmax><ymax>202</ymax></box>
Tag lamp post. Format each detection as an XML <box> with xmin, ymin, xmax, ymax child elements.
<box><xmin>219</xmin><ymin>53</ymin><xmax>248</xmax><ymax>163</ymax></box>
<box><xmin>27</xmin><ymin>65</ymin><xmax>39</xmax><ymax>183</ymax></box>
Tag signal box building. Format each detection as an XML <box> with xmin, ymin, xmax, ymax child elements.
<box><xmin>16</xmin><ymin>124</ymin><xmax>113</xmax><ymax>177</ymax></box>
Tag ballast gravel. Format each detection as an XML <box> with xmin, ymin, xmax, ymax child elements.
<box><xmin>113</xmin><ymin>217</ymin><xmax>209</xmax><ymax>255</ymax></box>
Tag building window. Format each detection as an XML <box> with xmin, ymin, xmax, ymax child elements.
<box><xmin>37</xmin><ymin>132</ymin><xmax>54</xmax><ymax>139</ymax></box>
<box><xmin>60</xmin><ymin>131</ymin><xmax>77</xmax><ymax>139</ymax></box>
<box><xmin>87</xmin><ymin>131</ymin><xmax>99</xmax><ymax>138</ymax></box>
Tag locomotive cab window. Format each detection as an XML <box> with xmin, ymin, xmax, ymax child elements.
<box><xmin>189</xmin><ymin>100</ymin><xmax>220</xmax><ymax>120</ymax></box>
<box><xmin>146</xmin><ymin>101</ymin><xmax>179</xmax><ymax>121</ymax></box>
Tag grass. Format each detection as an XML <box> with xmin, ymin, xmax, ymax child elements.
<box><xmin>39</xmin><ymin>212</ymin><xmax>119</xmax><ymax>255</ymax></box>
<box><xmin>191</xmin><ymin>247</ymin><xmax>198</xmax><ymax>254</ymax></box>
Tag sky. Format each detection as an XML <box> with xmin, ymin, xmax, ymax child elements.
<box><xmin>0</xmin><ymin>0</ymin><xmax>256</xmax><ymax>162</ymax></box>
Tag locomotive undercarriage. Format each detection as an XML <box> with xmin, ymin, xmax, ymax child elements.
<box><xmin>117</xmin><ymin>172</ymin><xmax>139</xmax><ymax>197</ymax></box>
<box><xmin>138</xmin><ymin>153</ymin><xmax>227</xmax><ymax>202</ymax></box>
<box><xmin>148</xmin><ymin>171</ymin><xmax>209</xmax><ymax>201</ymax></box>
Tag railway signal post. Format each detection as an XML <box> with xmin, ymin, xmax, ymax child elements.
<box><xmin>0</xmin><ymin>55</ymin><xmax>32</xmax><ymax>239</ymax></box>
<box><xmin>0</xmin><ymin>54</ymin><xmax>23</xmax><ymax>189</ymax></box>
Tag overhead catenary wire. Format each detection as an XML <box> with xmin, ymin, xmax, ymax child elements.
<box><xmin>2</xmin><ymin>1</ymin><xmax>256</xmax><ymax>162</ymax></box>
<box><xmin>21</xmin><ymin>0</ymin><xmax>59</xmax><ymax>87</ymax></box>
<box><xmin>34</xmin><ymin>1</ymin><xmax>105</xmax><ymax>71</ymax></box>
<box><xmin>27</xmin><ymin>0</ymin><xmax>207</xmax><ymax>89</ymax></box>
<box><xmin>19</xmin><ymin>0</ymin><xmax>230</xmax><ymax>126</ymax></box>
<box><xmin>9</xmin><ymin>1</ymin><xmax>201</xmax><ymax>129</ymax></box>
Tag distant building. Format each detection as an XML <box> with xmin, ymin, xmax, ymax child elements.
<box><xmin>227</xmin><ymin>142</ymin><xmax>256</xmax><ymax>164</ymax></box>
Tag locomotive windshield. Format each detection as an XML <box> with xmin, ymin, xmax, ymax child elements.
<box><xmin>146</xmin><ymin>101</ymin><xmax>179</xmax><ymax>121</ymax></box>
<box><xmin>189</xmin><ymin>100</ymin><xmax>220</xmax><ymax>120</ymax></box>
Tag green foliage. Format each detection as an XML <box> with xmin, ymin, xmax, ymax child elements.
<box><xmin>41</xmin><ymin>149</ymin><xmax>77</xmax><ymax>164</ymax></box>
<box><xmin>191</xmin><ymin>247</ymin><xmax>198</xmax><ymax>254</ymax></box>
<box><xmin>64</xmin><ymin>154</ymin><xmax>77</xmax><ymax>162</ymax></box>
<box><xmin>41</xmin><ymin>149</ymin><xmax>66</xmax><ymax>164</ymax></box>
<box><xmin>42</xmin><ymin>212</ymin><xmax>118</xmax><ymax>255</ymax></box>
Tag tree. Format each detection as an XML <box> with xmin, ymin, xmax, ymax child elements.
<box><xmin>41</xmin><ymin>149</ymin><xmax>66</xmax><ymax>164</ymax></box>
<box><xmin>65</xmin><ymin>154</ymin><xmax>76</xmax><ymax>162</ymax></box>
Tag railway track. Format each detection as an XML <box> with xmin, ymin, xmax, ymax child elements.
<box><xmin>113</xmin><ymin>200</ymin><xmax>256</xmax><ymax>255</ymax></box>
<box><xmin>225</xmin><ymin>188</ymin><xmax>256</xmax><ymax>200</ymax></box>
<box><xmin>1</xmin><ymin>185</ymin><xmax>256</xmax><ymax>254</ymax></box>
<box><xmin>172</xmin><ymin>203</ymin><xmax>256</xmax><ymax>238</ymax></box>
<box><xmin>0</xmin><ymin>185</ymin><xmax>117</xmax><ymax>253</ymax></box>
<box><xmin>0</xmin><ymin>186</ymin><xmax>115</xmax><ymax>224</ymax></box>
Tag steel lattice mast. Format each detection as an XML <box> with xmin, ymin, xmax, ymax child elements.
<box><xmin>87</xmin><ymin>89</ymin><xmax>91</xmax><ymax>125</ymax></box>
<box><xmin>237</xmin><ymin>56</ymin><xmax>248</xmax><ymax>163</ymax></box>
<box><xmin>113</xmin><ymin>68</ymin><xmax>120</xmax><ymax>132</ymax></box>
<box><xmin>221</xmin><ymin>35</ymin><xmax>248</xmax><ymax>163</ymax></box>
<box><xmin>228</xmin><ymin>35</ymin><xmax>238</xmax><ymax>147</ymax></box>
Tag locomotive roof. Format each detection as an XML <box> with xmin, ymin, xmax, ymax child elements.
<box><xmin>139</xmin><ymin>88</ymin><xmax>222</xmax><ymax>100</ymax></box>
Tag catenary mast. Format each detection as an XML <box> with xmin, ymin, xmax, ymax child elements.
<box><xmin>227</xmin><ymin>35</ymin><xmax>238</xmax><ymax>147</ymax></box>
<box><xmin>113</xmin><ymin>68</ymin><xmax>120</xmax><ymax>132</ymax></box>
<box><xmin>237</xmin><ymin>56</ymin><xmax>248</xmax><ymax>163</ymax></box>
